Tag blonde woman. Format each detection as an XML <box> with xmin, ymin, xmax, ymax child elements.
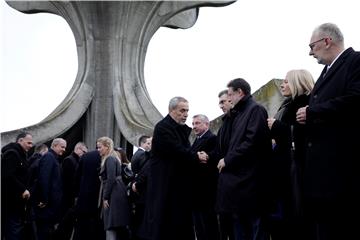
<box><xmin>97</xmin><ymin>137</ymin><xmax>130</xmax><ymax>240</ymax></box>
<box><xmin>267</xmin><ymin>69</ymin><xmax>314</xmax><ymax>240</ymax></box>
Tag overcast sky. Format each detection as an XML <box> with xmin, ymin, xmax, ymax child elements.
<box><xmin>1</xmin><ymin>0</ymin><xmax>360</xmax><ymax>132</ymax></box>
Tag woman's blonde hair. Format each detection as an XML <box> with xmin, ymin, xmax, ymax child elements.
<box><xmin>286</xmin><ymin>69</ymin><xmax>315</xmax><ymax>99</ymax></box>
<box><xmin>97</xmin><ymin>136</ymin><xmax>118</xmax><ymax>167</ymax></box>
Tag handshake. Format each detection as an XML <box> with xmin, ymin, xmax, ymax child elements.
<box><xmin>197</xmin><ymin>151</ymin><xmax>208</xmax><ymax>163</ymax></box>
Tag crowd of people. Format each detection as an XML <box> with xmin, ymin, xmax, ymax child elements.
<box><xmin>2</xmin><ymin>22</ymin><xmax>360</xmax><ymax>240</ymax></box>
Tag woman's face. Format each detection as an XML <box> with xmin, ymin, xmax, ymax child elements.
<box><xmin>97</xmin><ymin>142</ymin><xmax>109</xmax><ymax>157</ymax></box>
<box><xmin>280</xmin><ymin>77</ymin><xmax>292</xmax><ymax>97</ymax></box>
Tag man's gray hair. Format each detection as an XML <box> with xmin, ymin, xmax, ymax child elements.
<box><xmin>193</xmin><ymin>114</ymin><xmax>210</xmax><ymax>124</ymax></box>
<box><xmin>168</xmin><ymin>96</ymin><xmax>188</xmax><ymax>112</ymax></box>
<box><xmin>314</xmin><ymin>23</ymin><xmax>344</xmax><ymax>45</ymax></box>
<box><xmin>51</xmin><ymin>138</ymin><xmax>66</xmax><ymax>148</ymax></box>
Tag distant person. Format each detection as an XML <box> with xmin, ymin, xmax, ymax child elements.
<box><xmin>296</xmin><ymin>23</ymin><xmax>360</xmax><ymax>240</ymax></box>
<box><xmin>140</xmin><ymin>96</ymin><xmax>197</xmax><ymax>240</ymax></box>
<box><xmin>267</xmin><ymin>69</ymin><xmax>314</xmax><ymax>240</ymax></box>
<box><xmin>114</xmin><ymin>147</ymin><xmax>133</xmax><ymax>186</ymax></box>
<box><xmin>131</xmin><ymin>135</ymin><xmax>152</xmax><ymax>175</ymax></box>
<box><xmin>26</xmin><ymin>143</ymin><xmax>48</xmax><ymax>240</ymax></box>
<box><xmin>216</xmin><ymin>78</ymin><xmax>272</xmax><ymax>240</ymax></box>
<box><xmin>55</xmin><ymin>142</ymin><xmax>88</xmax><ymax>240</ymax></box>
<box><xmin>1</xmin><ymin>132</ymin><xmax>33</xmax><ymax>240</ymax></box>
<box><xmin>218</xmin><ymin>89</ymin><xmax>233</xmax><ymax>115</ymax></box>
<box><xmin>191</xmin><ymin>114</ymin><xmax>219</xmax><ymax>240</ymax></box>
<box><xmin>28</xmin><ymin>143</ymin><xmax>49</xmax><ymax>194</ymax></box>
<box><xmin>97</xmin><ymin>137</ymin><xmax>131</xmax><ymax>240</ymax></box>
<box><xmin>34</xmin><ymin>138</ymin><xmax>66</xmax><ymax>240</ymax></box>
<box><xmin>28</xmin><ymin>143</ymin><xmax>48</xmax><ymax>166</ymax></box>
<box><xmin>130</xmin><ymin>135</ymin><xmax>152</xmax><ymax>240</ymax></box>
<box><xmin>73</xmin><ymin>150</ymin><xmax>104</xmax><ymax>240</ymax></box>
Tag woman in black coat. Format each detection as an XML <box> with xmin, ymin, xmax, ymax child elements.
<box><xmin>267</xmin><ymin>69</ymin><xmax>314</xmax><ymax>240</ymax></box>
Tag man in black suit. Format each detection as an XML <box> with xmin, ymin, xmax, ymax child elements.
<box><xmin>191</xmin><ymin>114</ymin><xmax>219</xmax><ymax>240</ymax></box>
<box><xmin>130</xmin><ymin>135</ymin><xmax>151</xmax><ymax>240</ymax></box>
<box><xmin>131</xmin><ymin>135</ymin><xmax>152</xmax><ymax>176</ymax></box>
<box><xmin>1</xmin><ymin>132</ymin><xmax>33</xmax><ymax>240</ymax></box>
<box><xmin>140</xmin><ymin>96</ymin><xmax>196</xmax><ymax>240</ymax></box>
<box><xmin>35</xmin><ymin>138</ymin><xmax>67</xmax><ymax>240</ymax></box>
<box><xmin>296</xmin><ymin>23</ymin><xmax>360</xmax><ymax>240</ymax></box>
<box><xmin>55</xmin><ymin>142</ymin><xmax>88</xmax><ymax>240</ymax></box>
<box><xmin>73</xmin><ymin>150</ymin><xmax>104</xmax><ymax>240</ymax></box>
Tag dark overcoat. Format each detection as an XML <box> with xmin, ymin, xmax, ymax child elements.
<box><xmin>191</xmin><ymin>130</ymin><xmax>217</xmax><ymax>210</ymax></box>
<box><xmin>62</xmin><ymin>152</ymin><xmax>80</xmax><ymax>209</ymax></box>
<box><xmin>304</xmin><ymin>47</ymin><xmax>360</xmax><ymax>216</ymax></box>
<box><xmin>270</xmin><ymin>95</ymin><xmax>309</xmax><ymax>217</ymax></box>
<box><xmin>1</xmin><ymin>142</ymin><xmax>29</xmax><ymax>215</ymax></box>
<box><xmin>75</xmin><ymin>150</ymin><xmax>101</xmax><ymax>218</ymax></box>
<box><xmin>140</xmin><ymin>114</ymin><xmax>195</xmax><ymax>240</ymax></box>
<box><xmin>34</xmin><ymin>149</ymin><xmax>63</xmax><ymax>223</ymax></box>
<box><xmin>100</xmin><ymin>155</ymin><xmax>130</xmax><ymax>230</ymax></box>
<box><xmin>131</xmin><ymin>148</ymin><xmax>147</xmax><ymax>175</ymax></box>
<box><xmin>216</xmin><ymin>95</ymin><xmax>272</xmax><ymax>216</ymax></box>
<box><xmin>208</xmin><ymin>113</ymin><xmax>232</xmax><ymax>163</ymax></box>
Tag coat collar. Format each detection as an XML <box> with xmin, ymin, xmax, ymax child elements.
<box><xmin>230</xmin><ymin>94</ymin><xmax>252</xmax><ymax>116</ymax></box>
<box><xmin>312</xmin><ymin>47</ymin><xmax>354</xmax><ymax>93</ymax></box>
<box><xmin>164</xmin><ymin>114</ymin><xmax>192</xmax><ymax>134</ymax></box>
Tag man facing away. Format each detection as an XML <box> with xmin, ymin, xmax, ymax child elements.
<box><xmin>140</xmin><ymin>96</ymin><xmax>197</xmax><ymax>240</ymax></box>
<box><xmin>296</xmin><ymin>23</ymin><xmax>360</xmax><ymax>240</ymax></box>
<box><xmin>55</xmin><ymin>142</ymin><xmax>88</xmax><ymax>240</ymax></box>
<box><xmin>73</xmin><ymin>150</ymin><xmax>105</xmax><ymax>240</ymax></box>
<box><xmin>130</xmin><ymin>135</ymin><xmax>152</xmax><ymax>240</ymax></box>
<box><xmin>1</xmin><ymin>132</ymin><xmax>33</xmax><ymax>240</ymax></box>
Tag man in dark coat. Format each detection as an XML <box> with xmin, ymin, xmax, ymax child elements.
<box><xmin>131</xmin><ymin>135</ymin><xmax>152</xmax><ymax>175</ymax></box>
<box><xmin>1</xmin><ymin>132</ymin><xmax>33</xmax><ymax>240</ymax></box>
<box><xmin>34</xmin><ymin>138</ymin><xmax>66</xmax><ymax>240</ymax></box>
<box><xmin>190</xmin><ymin>114</ymin><xmax>218</xmax><ymax>240</ymax></box>
<box><xmin>131</xmin><ymin>135</ymin><xmax>152</xmax><ymax>240</ymax></box>
<box><xmin>140</xmin><ymin>96</ymin><xmax>196</xmax><ymax>240</ymax></box>
<box><xmin>296</xmin><ymin>23</ymin><xmax>360</xmax><ymax>240</ymax></box>
<box><xmin>54</xmin><ymin>142</ymin><xmax>87</xmax><ymax>240</ymax></box>
<box><xmin>216</xmin><ymin>78</ymin><xmax>272</xmax><ymax>240</ymax></box>
<box><xmin>199</xmin><ymin>90</ymin><xmax>234</xmax><ymax>240</ymax></box>
<box><xmin>73</xmin><ymin>150</ymin><xmax>104</xmax><ymax>240</ymax></box>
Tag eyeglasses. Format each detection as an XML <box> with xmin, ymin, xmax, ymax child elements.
<box><xmin>309</xmin><ymin>38</ymin><xmax>327</xmax><ymax>51</ymax></box>
<box><xmin>80</xmin><ymin>148</ymin><xmax>87</xmax><ymax>154</ymax></box>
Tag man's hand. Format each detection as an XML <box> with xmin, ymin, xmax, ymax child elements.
<box><xmin>197</xmin><ymin>151</ymin><xmax>209</xmax><ymax>163</ymax></box>
<box><xmin>38</xmin><ymin>202</ymin><xmax>46</xmax><ymax>208</ymax></box>
<box><xmin>132</xmin><ymin>182</ymin><xmax>138</xmax><ymax>193</ymax></box>
<box><xmin>103</xmin><ymin>200</ymin><xmax>109</xmax><ymax>209</ymax></box>
<box><xmin>217</xmin><ymin>158</ymin><xmax>225</xmax><ymax>173</ymax></box>
<box><xmin>296</xmin><ymin>106</ymin><xmax>308</xmax><ymax>124</ymax></box>
<box><xmin>22</xmin><ymin>190</ymin><xmax>30</xmax><ymax>200</ymax></box>
<box><xmin>267</xmin><ymin>118</ymin><xmax>276</xmax><ymax>129</ymax></box>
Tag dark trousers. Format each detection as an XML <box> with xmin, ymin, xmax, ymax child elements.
<box><xmin>73</xmin><ymin>215</ymin><xmax>105</xmax><ymax>240</ymax></box>
<box><xmin>219</xmin><ymin>213</ymin><xmax>234</xmax><ymax>240</ymax></box>
<box><xmin>193</xmin><ymin>209</ymin><xmax>220</xmax><ymax>240</ymax></box>
<box><xmin>131</xmin><ymin>203</ymin><xmax>145</xmax><ymax>240</ymax></box>
<box><xmin>305</xmin><ymin>217</ymin><xmax>358</xmax><ymax>240</ymax></box>
<box><xmin>53</xmin><ymin>208</ymin><xmax>75</xmax><ymax>240</ymax></box>
<box><xmin>3</xmin><ymin>212</ymin><xmax>24</xmax><ymax>240</ymax></box>
<box><xmin>36</xmin><ymin>220</ymin><xmax>55</xmax><ymax>240</ymax></box>
<box><xmin>232</xmin><ymin>214</ymin><xmax>267</xmax><ymax>240</ymax></box>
